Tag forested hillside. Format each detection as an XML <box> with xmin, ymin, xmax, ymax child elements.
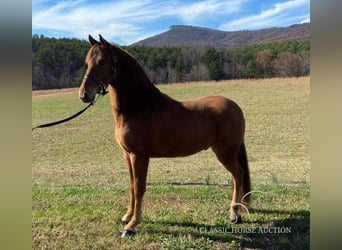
<box><xmin>32</xmin><ymin>35</ymin><xmax>309</xmax><ymax>90</ymax></box>
<box><xmin>133</xmin><ymin>23</ymin><xmax>310</xmax><ymax>48</ymax></box>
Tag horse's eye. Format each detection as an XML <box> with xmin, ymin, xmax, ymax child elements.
<box><xmin>98</xmin><ymin>59</ymin><xmax>105</xmax><ymax>66</ymax></box>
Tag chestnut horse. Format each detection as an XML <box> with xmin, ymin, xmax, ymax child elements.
<box><xmin>79</xmin><ymin>35</ymin><xmax>251</xmax><ymax>237</ymax></box>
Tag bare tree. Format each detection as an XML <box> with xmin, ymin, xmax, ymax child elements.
<box><xmin>256</xmin><ymin>49</ymin><xmax>274</xmax><ymax>78</ymax></box>
<box><xmin>272</xmin><ymin>51</ymin><xmax>302</xmax><ymax>77</ymax></box>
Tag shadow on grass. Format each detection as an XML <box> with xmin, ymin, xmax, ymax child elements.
<box><xmin>142</xmin><ymin>208</ymin><xmax>309</xmax><ymax>249</ymax></box>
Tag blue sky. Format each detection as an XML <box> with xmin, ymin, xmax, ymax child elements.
<box><xmin>32</xmin><ymin>0</ymin><xmax>310</xmax><ymax>45</ymax></box>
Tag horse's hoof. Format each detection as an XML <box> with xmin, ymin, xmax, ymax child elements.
<box><xmin>121</xmin><ymin>229</ymin><xmax>136</xmax><ymax>238</ymax></box>
<box><xmin>231</xmin><ymin>214</ymin><xmax>243</xmax><ymax>224</ymax></box>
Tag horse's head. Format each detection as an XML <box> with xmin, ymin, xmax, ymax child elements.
<box><xmin>79</xmin><ymin>35</ymin><xmax>117</xmax><ymax>103</ymax></box>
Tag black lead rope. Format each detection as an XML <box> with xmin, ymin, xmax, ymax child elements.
<box><xmin>32</xmin><ymin>85</ymin><xmax>108</xmax><ymax>131</ymax></box>
<box><xmin>32</xmin><ymin>102</ymin><xmax>93</xmax><ymax>131</ymax></box>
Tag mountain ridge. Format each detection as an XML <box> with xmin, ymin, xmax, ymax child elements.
<box><xmin>131</xmin><ymin>23</ymin><xmax>310</xmax><ymax>48</ymax></box>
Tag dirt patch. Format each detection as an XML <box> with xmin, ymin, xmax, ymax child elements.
<box><xmin>32</xmin><ymin>88</ymin><xmax>78</xmax><ymax>96</ymax></box>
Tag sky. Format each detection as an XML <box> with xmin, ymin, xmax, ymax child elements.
<box><xmin>32</xmin><ymin>0</ymin><xmax>310</xmax><ymax>45</ymax></box>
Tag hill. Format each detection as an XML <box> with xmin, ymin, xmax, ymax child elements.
<box><xmin>131</xmin><ymin>23</ymin><xmax>310</xmax><ymax>48</ymax></box>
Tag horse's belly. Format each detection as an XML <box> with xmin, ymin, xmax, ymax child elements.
<box><xmin>149</xmin><ymin>142</ymin><xmax>211</xmax><ymax>157</ymax></box>
<box><xmin>149</xmin><ymin>119</ymin><xmax>216</xmax><ymax>157</ymax></box>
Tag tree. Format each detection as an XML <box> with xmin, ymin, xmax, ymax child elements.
<box><xmin>203</xmin><ymin>48</ymin><xmax>225</xmax><ymax>81</ymax></box>
<box><xmin>256</xmin><ymin>49</ymin><xmax>274</xmax><ymax>78</ymax></box>
<box><xmin>272</xmin><ymin>51</ymin><xmax>302</xmax><ymax>77</ymax></box>
<box><xmin>32</xmin><ymin>36</ymin><xmax>310</xmax><ymax>89</ymax></box>
<box><xmin>298</xmin><ymin>50</ymin><xmax>310</xmax><ymax>75</ymax></box>
<box><xmin>246</xmin><ymin>60</ymin><xmax>257</xmax><ymax>78</ymax></box>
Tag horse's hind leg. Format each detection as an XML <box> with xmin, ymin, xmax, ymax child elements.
<box><xmin>213</xmin><ymin>148</ymin><xmax>245</xmax><ymax>223</ymax></box>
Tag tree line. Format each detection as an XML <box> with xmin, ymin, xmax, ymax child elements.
<box><xmin>32</xmin><ymin>35</ymin><xmax>310</xmax><ymax>90</ymax></box>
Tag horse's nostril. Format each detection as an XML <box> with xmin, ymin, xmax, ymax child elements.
<box><xmin>80</xmin><ymin>92</ymin><xmax>89</xmax><ymax>103</ymax></box>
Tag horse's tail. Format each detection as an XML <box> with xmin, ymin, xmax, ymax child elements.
<box><xmin>237</xmin><ymin>142</ymin><xmax>251</xmax><ymax>204</ymax></box>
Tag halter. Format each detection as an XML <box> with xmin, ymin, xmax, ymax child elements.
<box><xmin>83</xmin><ymin>52</ymin><xmax>117</xmax><ymax>96</ymax></box>
<box><xmin>83</xmin><ymin>75</ymin><xmax>108</xmax><ymax>96</ymax></box>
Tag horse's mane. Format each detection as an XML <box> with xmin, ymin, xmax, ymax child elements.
<box><xmin>112</xmin><ymin>44</ymin><xmax>160</xmax><ymax>93</ymax></box>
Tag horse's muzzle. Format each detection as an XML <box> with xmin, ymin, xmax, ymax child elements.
<box><xmin>80</xmin><ymin>92</ymin><xmax>92</xmax><ymax>103</ymax></box>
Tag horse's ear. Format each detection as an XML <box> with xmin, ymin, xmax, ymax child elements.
<box><xmin>99</xmin><ymin>34</ymin><xmax>111</xmax><ymax>47</ymax></box>
<box><xmin>89</xmin><ymin>35</ymin><xmax>99</xmax><ymax>45</ymax></box>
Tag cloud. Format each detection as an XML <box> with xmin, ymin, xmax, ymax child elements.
<box><xmin>32</xmin><ymin>0</ymin><xmax>170</xmax><ymax>43</ymax></box>
<box><xmin>300</xmin><ymin>17</ymin><xmax>310</xmax><ymax>24</ymax></box>
<box><xmin>32</xmin><ymin>0</ymin><xmax>309</xmax><ymax>44</ymax></box>
<box><xmin>176</xmin><ymin>0</ymin><xmax>248</xmax><ymax>24</ymax></box>
<box><xmin>32</xmin><ymin>0</ymin><xmax>249</xmax><ymax>44</ymax></box>
<box><xmin>219</xmin><ymin>0</ymin><xmax>310</xmax><ymax>31</ymax></box>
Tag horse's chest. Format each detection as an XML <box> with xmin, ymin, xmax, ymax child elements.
<box><xmin>114</xmin><ymin>123</ymin><xmax>148</xmax><ymax>153</ymax></box>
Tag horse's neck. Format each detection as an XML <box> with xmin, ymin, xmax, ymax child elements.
<box><xmin>117</xmin><ymin>48</ymin><xmax>157</xmax><ymax>91</ymax></box>
<box><xmin>109</xmin><ymin>50</ymin><xmax>161</xmax><ymax>119</ymax></box>
<box><xmin>109</xmin><ymin>85</ymin><xmax>162</xmax><ymax>125</ymax></box>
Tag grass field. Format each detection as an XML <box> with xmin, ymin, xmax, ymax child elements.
<box><xmin>32</xmin><ymin>77</ymin><xmax>310</xmax><ymax>249</ymax></box>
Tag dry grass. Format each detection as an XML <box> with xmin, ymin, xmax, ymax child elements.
<box><xmin>32</xmin><ymin>87</ymin><xmax>78</xmax><ymax>96</ymax></box>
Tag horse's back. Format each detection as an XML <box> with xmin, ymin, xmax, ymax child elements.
<box><xmin>183</xmin><ymin>95</ymin><xmax>245</xmax><ymax>127</ymax></box>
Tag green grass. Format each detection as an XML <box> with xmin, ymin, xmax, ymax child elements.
<box><xmin>32</xmin><ymin>185</ymin><xmax>309</xmax><ymax>249</ymax></box>
<box><xmin>32</xmin><ymin>77</ymin><xmax>310</xmax><ymax>249</ymax></box>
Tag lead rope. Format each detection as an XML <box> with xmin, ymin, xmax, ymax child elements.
<box><xmin>32</xmin><ymin>93</ymin><xmax>105</xmax><ymax>131</ymax></box>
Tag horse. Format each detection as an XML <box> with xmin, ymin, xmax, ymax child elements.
<box><xmin>79</xmin><ymin>35</ymin><xmax>251</xmax><ymax>237</ymax></box>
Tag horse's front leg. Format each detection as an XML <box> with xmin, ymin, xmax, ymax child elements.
<box><xmin>121</xmin><ymin>151</ymin><xmax>135</xmax><ymax>224</ymax></box>
<box><xmin>121</xmin><ymin>153</ymin><xmax>149</xmax><ymax>237</ymax></box>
